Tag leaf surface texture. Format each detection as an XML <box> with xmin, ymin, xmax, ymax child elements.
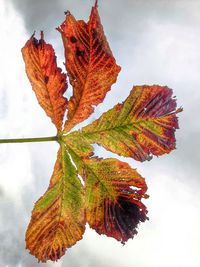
<box><xmin>58</xmin><ymin>5</ymin><xmax>121</xmax><ymax>132</ymax></box>
<box><xmin>26</xmin><ymin>146</ymin><xmax>85</xmax><ymax>262</ymax></box>
<box><xmin>66</xmin><ymin>85</ymin><xmax>181</xmax><ymax>161</ymax></box>
<box><xmin>22</xmin><ymin>33</ymin><xmax>67</xmax><ymax>131</ymax></box>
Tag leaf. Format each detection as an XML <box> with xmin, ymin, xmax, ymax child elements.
<box><xmin>84</xmin><ymin>158</ymin><xmax>148</xmax><ymax>243</ymax></box>
<box><xmin>57</xmin><ymin>3</ymin><xmax>121</xmax><ymax>133</ymax></box>
<box><xmin>65</xmin><ymin>146</ymin><xmax>148</xmax><ymax>243</ymax></box>
<box><xmin>26</xmin><ymin>146</ymin><xmax>85</xmax><ymax>262</ymax></box>
<box><xmin>21</xmin><ymin>1</ymin><xmax>182</xmax><ymax>263</ymax></box>
<box><xmin>66</xmin><ymin>85</ymin><xmax>182</xmax><ymax>161</ymax></box>
<box><xmin>21</xmin><ymin>32</ymin><xmax>67</xmax><ymax>131</ymax></box>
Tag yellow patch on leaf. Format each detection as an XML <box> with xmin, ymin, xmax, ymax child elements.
<box><xmin>26</xmin><ymin>147</ymin><xmax>85</xmax><ymax>262</ymax></box>
<box><xmin>66</xmin><ymin>85</ymin><xmax>181</xmax><ymax>161</ymax></box>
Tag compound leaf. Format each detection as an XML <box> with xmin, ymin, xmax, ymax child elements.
<box><xmin>26</xmin><ymin>145</ymin><xmax>85</xmax><ymax>262</ymax></box>
<box><xmin>22</xmin><ymin>32</ymin><xmax>67</xmax><ymax>131</ymax></box>
<box><xmin>66</xmin><ymin>85</ymin><xmax>182</xmax><ymax>161</ymax></box>
<box><xmin>57</xmin><ymin>4</ymin><xmax>121</xmax><ymax>133</ymax></box>
<box><xmin>21</xmin><ymin>1</ymin><xmax>182</xmax><ymax>263</ymax></box>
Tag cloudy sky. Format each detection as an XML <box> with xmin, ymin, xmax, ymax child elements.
<box><xmin>0</xmin><ymin>0</ymin><xmax>200</xmax><ymax>266</ymax></box>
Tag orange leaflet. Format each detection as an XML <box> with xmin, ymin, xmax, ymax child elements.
<box><xmin>22</xmin><ymin>32</ymin><xmax>67</xmax><ymax>131</ymax></box>
<box><xmin>57</xmin><ymin>3</ymin><xmax>121</xmax><ymax>133</ymax></box>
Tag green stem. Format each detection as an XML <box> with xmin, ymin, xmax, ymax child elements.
<box><xmin>0</xmin><ymin>136</ymin><xmax>58</xmax><ymax>144</ymax></box>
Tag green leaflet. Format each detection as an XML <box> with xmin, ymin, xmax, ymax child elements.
<box><xmin>25</xmin><ymin>144</ymin><xmax>85</xmax><ymax>262</ymax></box>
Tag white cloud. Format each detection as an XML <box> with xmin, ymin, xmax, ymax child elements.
<box><xmin>0</xmin><ymin>0</ymin><xmax>57</xmax><ymax>200</ymax></box>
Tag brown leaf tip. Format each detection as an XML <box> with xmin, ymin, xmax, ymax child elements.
<box><xmin>40</xmin><ymin>30</ymin><xmax>44</xmax><ymax>40</ymax></box>
<box><xmin>46</xmin><ymin>246</ymin><xmax>65</xmax><ymax>262</ymax></box>
<box><xmin>95</xmin><ymin>0</ymin><xmax>99</xmax><ymax>8</ymax></box>
<box><xmin>111</xmin><ymin>197</ymin><xmax>148</xmax><ymax>243</ymax></box>
<box><xmin>30</xmin><ymin>31</ymin><xmax>45</xmax><ymax>48</ymax></box>
<box><xmin>176</xmin><ymin>107</ymin><xmax>183</xmax><ymax>113</ymax></box>
<box><xmin>93</xmin><ymin>197</ymin><xmax>148</xmax><ymax>244</ymax></box>
<box><xmin>34</xmin><ymin>244</ymin><xmax>66</xmax><ymax>263</ymax></box>
<box><xmin>64</xmin><ymin>10</ymin><xmax>71</xmax><ymax>16</ymax></box>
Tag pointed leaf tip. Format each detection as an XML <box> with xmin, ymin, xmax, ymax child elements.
<box><xmin>95</xmin><ymin>0</ymin><xmax>98</xmax><ymax>8</ymax></box>
<box><xmin>64</xmin><ymin>10</ymin><xmax>71</xmax><ymax>16</ymax></box>
<box><xmin>40</xmin><ymin>30</ymin><xmax>44</xmax><ymax>40</ymax></box>
<box><xmin>176</xmin><ymin>107</ymin><xmax>183</xmax><ymax>113</ymax></box>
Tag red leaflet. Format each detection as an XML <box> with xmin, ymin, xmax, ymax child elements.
<box><xmin>22</xmin><ymin>32</ymin><xmax>67</xmax><ymax>131</ymax></box>
<box><xmin>57</xmin><ymin>4</ymin><xmax>121</xmax><ymax>133</ymax></box>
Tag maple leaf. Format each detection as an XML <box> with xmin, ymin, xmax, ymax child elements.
<box><xmin>21</xmin><ymin>0</ymin><xmax>182</xmax><ymax>263</ymax></box>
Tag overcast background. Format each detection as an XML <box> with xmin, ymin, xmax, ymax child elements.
<box><xmin>0</xmin><ymin>0</ymin><xmax>200</xmax><ymax>266</ymax></box>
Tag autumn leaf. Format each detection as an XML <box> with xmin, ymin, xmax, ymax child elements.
<box><xmin>26</xmin><ymin>145</ymin><xmax>85</xmax><ymax>262</ymax></box>
<box><xmin>65</xmin><ymin>85</ymin><xmax>181</xmax><ymax>162</ymax></box>
<box><xmin>66</xmin><ymin>146</ymin><xmax>148</xmax><ymax>243</ymax></box>
<box><xmin>21</xmin><ymin>32</ymin><xmax>67</xmax><ymax>131</ymax></box>
<box><xmin>57</xmin><ymin>2</ymin><xmax>121</xmax><ymax>133</ymax></box>
<box><xmin>84</xmin><ymin>158</ymin><xmax>148</xmax><ymax>243</ymax></box>
<box><xmin>21</xmin><ymin>0</ymin><xmax>182</xmax><ymax>263</ymax></box>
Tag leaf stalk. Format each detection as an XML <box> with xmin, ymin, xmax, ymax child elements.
<box><xmin>0</xmin><ymin>136</ymin><xmax>58</xmax><ymax>144</ymax></box>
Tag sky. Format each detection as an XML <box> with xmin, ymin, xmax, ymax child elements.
<box><xmin>0</xmin><ymin>0</ymin><xmax>200</xmax><ymax>266</ymax></box>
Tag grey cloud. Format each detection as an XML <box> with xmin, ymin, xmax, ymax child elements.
<box><xmin>10</xmin><ymin>0</ymin><xmax>200</xmax><ymax>42</ymax></box>
<box><xmin>0</xmin><ymin>197</ymin><xmax>27</xmax><ymax>266</ymax></box>
<box><xmin>10</xmin><ymin>0</ymin><xmax>94</xmax><ymax>39</ymax></box>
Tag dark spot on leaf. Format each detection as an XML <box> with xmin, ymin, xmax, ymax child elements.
<box><xmin>76</xmin><ymin>47</ymin><xmax>84</xmax><ymax>57</ymax></box>
<box><xmin>44</xmin><ymin>76</ymin><xmax>49</xmax><ymax>84</ymax></box>
<box><xmin>70</xmin><ymin>36</ymin><xmax>77</xmax><ymax>43</ymax></box>
<box><xmin>32</xmin><ymin>37</ymin><xmax>39</xmax><ymax>48</ymax></box>
<box><xmin>92</xmin><ymin>28</ymin><xmax>97</xmax><ymax>39</ymax></box>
